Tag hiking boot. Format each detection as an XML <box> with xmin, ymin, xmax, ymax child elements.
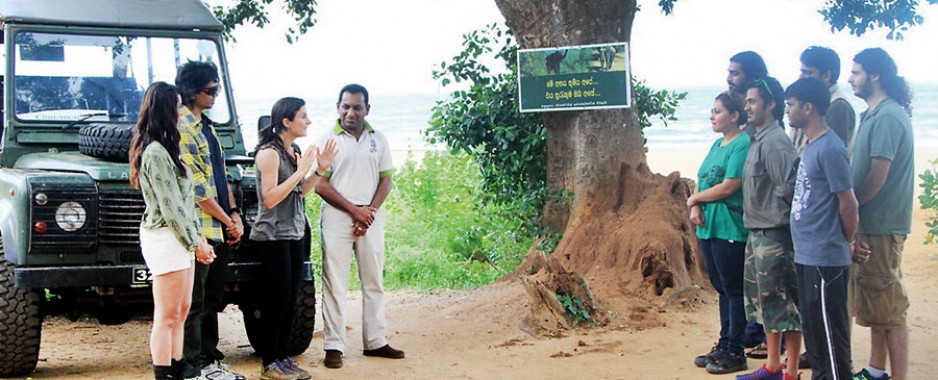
<box><xmin>260</xmin><ymin>362</ymin><xmax>298</xmax><ymax>380</ymax></box>
<box><xmin>201</xmin><ymin>360</ymin><xmax>246</xmax><ymax>380</ymax></box>
<box><xmin>324</xmin><ymin>349</ymin><xmax>343</xmax><ymax>369</ymax></box>
<box><xmin>694</xmin><ymin>342</ymin><xmax>721</xmax><ymax>368</ymax></box>
<box><xmin>736</xmin><ymin>364</ymin><xmax>783</xmax><ymax>380</ymax></box>
<box><xmin>363</xmin><ymin>344</ymin><xmax>405</xmax><ymax>359</ymax></box>
<box><xmin>706</xmin><ymin>351</ymin><xmax>748</xmax><ymax>374</ymax></box>
<box><xmin>280</xmin><ymin>358</ymin><xmax>311</xmax><ymax>380</ymax></box>
<box><xmin>853</xmin><ymin>369</ymin><xmax>891</xmax><ymax>380</ymax></box>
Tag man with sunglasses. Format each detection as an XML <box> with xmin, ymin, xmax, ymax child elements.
<box><xmin>176</xmin><ymin>61</ymin><xmax>246</xmax><ymax>380</ymax></box>
<box><xmin>738</xmin><ymin>77</ymin><xmax>803</xmax><ymax>380</ymax></box>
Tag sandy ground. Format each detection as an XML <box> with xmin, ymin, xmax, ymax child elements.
<box><xmin>11</xmin><ymin>146</ymin><xmax>938</xmax><ymax>380</ymax></box>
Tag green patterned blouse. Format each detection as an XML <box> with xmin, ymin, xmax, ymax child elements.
<box><xmin>139</xmin><ymin>142</ymin><xmax>202</xmax><ymax>252</ymax></box>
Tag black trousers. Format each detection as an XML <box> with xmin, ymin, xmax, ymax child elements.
<box><xmin>257</xmin><ymin>237</ymin><xmax>306</xmax><ymax>365</ymax></box>
<box><xmin>183</xmin><ymin>239</ymin><xmax>230</xmax><ymax>369</ymax></box>
<box><xmin>796</xmin><ymin>263</ymin><xmax>852</xmax><ymax>380</ymax></box>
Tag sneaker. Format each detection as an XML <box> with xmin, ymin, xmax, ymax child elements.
<box><xmin>736</xmin><ymin>364</ymin><xmax>783</xmax><ymax>380</ymax></box>
<box><xmin>798</xmin><ymin>352</ymin><xmax>811</xmax><ymax>369</ymax></box>
<box><xmin>259</xmin><ymin>362</ymin><xmax>298</xmax><ymax>380</ymax></box>
<box><xmin>783</xmin><ymin>372</ymin><xmax>802</xmax><ymax>380</ymax></box>
<box><xmin>706</xmin><ymin>351</ymin><xmax>748</xmax><ymax>374</ymax></box>
<box><xmin>280</xmin><ymin>358</ymin><xmax>311</xmax><ymax>380</ymax></box>
<box><xmin>853</xmin><ymin>369</ymin><xmax>891</xmax><ymax>380</ymax></box>
<box><xmin>694</xmin><ymin>343</ymin><xmax>721</xmax><ymax>368</ymax></box>
<box><xmin>200</xmin><ymin>360</ymin><xmax>246</xmax><ymax>380</ymax></box>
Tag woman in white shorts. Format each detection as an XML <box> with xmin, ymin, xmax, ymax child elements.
<box><xmin>129</xmin><ymin>82</ymin><xmax>215</xmax><ymax>380</ymax></box>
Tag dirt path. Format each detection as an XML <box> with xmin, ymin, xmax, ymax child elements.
<box><xmin>16</xmin><ymin>210</ymin><xmax>938</xmax><ymax>380</ymax></box>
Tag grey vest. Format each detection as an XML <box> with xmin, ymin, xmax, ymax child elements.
<box><xmin>249</xmin><ymin>141</ymin><xmax>306</xmax><ymax>241</ymax></box>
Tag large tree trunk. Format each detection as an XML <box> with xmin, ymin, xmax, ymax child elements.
<box><xmin>496</xmin><ymin>0</ymin><xmax>704</xmax><ymax>333</ymax></box>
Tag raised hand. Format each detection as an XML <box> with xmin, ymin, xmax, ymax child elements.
<box><xmin>317</xmin><ymin>139</ymin><xmax>338</xmax><ymax>174</ymax></box>
<box><xmin>297</xmin><ymin>144</ymin><xmax>317</xmax><ymax>176</ymax></box>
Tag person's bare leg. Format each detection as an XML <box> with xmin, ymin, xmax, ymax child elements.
<box><xmin>765</xmin><ymin>332</ymin><xmax>782</xmax><ymax>371</ymax></box>
<box><xmin>886</xmin><ymin>327</ymin><xmax>908</xmax><ymax>380</ymax></box>
<box><xmin>172</xmin><ymin>265</ymin><xmax>195</xmax><ymax>360</ymax></box>
<box><xmin>783</xmin><ymin>331</ymin><xmax>802</xmax><ymax>379</ymax></box>
<box><xmin>151</xmin><ymin>269</ymin><xmax>191</xmax><ymax>366</ymax></box>
<box><xmin>868</xmin><ymin>328</ymin><xmax>889</xmax><ymax>372</ymax></box>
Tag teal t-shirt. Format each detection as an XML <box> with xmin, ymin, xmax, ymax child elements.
<box><xmin>696</xmin><ymin>134</ymin><xmax>751</xmax><ymax>242</ymax></box>
<box><xmin>851</xmin><ymin>98</ymin><xmax>914</xmax><ymax>235</ymax></box>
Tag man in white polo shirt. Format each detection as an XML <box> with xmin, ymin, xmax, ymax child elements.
<box><xmin>315</xmin><ymin>84</ymin><xmax>402</xmax><ymax>370</ymax></box>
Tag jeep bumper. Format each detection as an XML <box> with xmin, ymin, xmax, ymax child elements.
<box><xmin>13</xmin><ymin>261</ymin><xmax>312</xmax><ymax>288</ymax></box>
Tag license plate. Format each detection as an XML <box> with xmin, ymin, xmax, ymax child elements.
<box><xmin>132</xmin><ymin>267</ymin><xmax>152</xmax><ymax>284</ymax></box>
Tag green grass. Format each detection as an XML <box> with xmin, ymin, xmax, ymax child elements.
<box><xmin>303</xmin><ymin>150</ymin><xmax>534</xmax><ymax>291</ymax></box>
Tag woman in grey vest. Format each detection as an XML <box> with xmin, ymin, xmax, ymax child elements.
<box><xmin>250</xmin><ymin>97</ymin><xmax>336</xmax><ymax>380</ymax></box>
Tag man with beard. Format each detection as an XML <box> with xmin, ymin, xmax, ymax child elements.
<box><xmin>790</xmin><ymin>46</ymin><xmax>858</xmax><ymax>155</ymax></box>
<box><xmin>848</xmin><ymin>48</ymin><xmax>914</xmax><ymax>380</ymax></box>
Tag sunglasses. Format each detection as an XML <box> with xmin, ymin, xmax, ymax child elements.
<box><xmin>753</xmin><ymin>78</ymin><xmax>773</xmax><ymax>99</ymax></box>
<box><xmin>201</xmin><ymin>85</ymin><xmax>221</xmax><ymax>96</ymax></box>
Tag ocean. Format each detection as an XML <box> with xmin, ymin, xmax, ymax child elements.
<box><xmin>231</xmin><ymin>83</ymin><xmax>938</xmax><ymax>156</ymax></box>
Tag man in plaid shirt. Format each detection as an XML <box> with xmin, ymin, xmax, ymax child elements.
<box><xmin>176</xmin><ymin>61</ymin><xmax>245</xmax><ymax>380</ymax></box>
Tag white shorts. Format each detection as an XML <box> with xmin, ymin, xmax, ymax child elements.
<box><xmin>139</xmin><ymin>227</ymin><xmax>193</xmax><ymax>276</ymax></box>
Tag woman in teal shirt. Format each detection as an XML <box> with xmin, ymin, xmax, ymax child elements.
<box><xmin>130</xmin><ymin>82</ymin><xmax>214</xmax><ymax>380</ymax></box>
<box><xmin>687</xmin><ymin>93</ymin><xmax>751</xmax><ymax>375</ymax></box>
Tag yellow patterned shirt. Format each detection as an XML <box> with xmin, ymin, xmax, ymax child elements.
<box><xmin>178</xmin><ymin>106</ymin><xmax>223</xmax><ymax>242</ymax></box>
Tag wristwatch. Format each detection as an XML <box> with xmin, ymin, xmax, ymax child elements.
<box><xmin>229</xmin><ymin>207</ymin><xmax>242</xmax><ymax>215</ymax></box>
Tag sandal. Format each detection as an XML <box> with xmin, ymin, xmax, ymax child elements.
<box><xmin>746</xmin><ymin>343</ymin><xmax>769</xmax><ymax>359</ymax></box>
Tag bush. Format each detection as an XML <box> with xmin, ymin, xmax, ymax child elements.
<box><xmin>919</xmin><ymin>158</ymin><xmax>938</xmax><ymax>244</ymax></box>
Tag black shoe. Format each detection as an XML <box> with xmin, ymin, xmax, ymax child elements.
<box><xmin>706</xmin><ymin>351</ymin><xmax>748</xmax><ymax>374</ymax></box>
<box><xmin>363</xmin><ymin>344</ymin><xmax>405</xmax><ymax>359</ymax></box>
<box><xmin>798</xmin><ymin>352</ymin><xmax>811</xmax><ymax>369</ymax></box>
<box><xmin>324</xmin><ymin>350</ymin><xmax>343</xmax><ymax>369</ymax></box>
<box><xmin>694</xmin><ymin>343</ymin><xmax>720</xmax><ymax>368</ymax></box>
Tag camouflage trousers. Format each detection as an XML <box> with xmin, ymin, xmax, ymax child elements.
<box><xmin>743</xmin><ymin>228</ymin><xmax>802</xmax><ymax>333</ymax></box>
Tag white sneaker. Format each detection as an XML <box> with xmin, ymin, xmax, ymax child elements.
<box><xmin>200</xmin><ymin>360</ymin><xmax>247</xmax><ymax>380</ymax></box>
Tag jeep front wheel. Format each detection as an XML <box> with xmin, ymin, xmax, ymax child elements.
<box><xmin>0</xmin><ymin>242</ymin><xmax>43</xmax><ymax>377</ymax></box>
<box><xmin>241</xmin><ymin>280</ymin><xmax>316</xmax><ymax>356</ymax></box>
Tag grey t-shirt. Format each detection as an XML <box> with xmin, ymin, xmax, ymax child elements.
<box><xmin>851</xmin><ymin>98</ymin><xmax>914</xmax><ymax>235</ymax></box>
<box><xmin>792</xmin><ymin>131</ymin><xmax>853</xmax><ymax>267</ymax></box>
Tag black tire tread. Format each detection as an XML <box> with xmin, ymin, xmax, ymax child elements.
<box><xmin>78</xmin><ymin>123</ymin><xmax>134</xmax><ymax>162</ymax></box>
<box><xmin>0</xmin><ymin>240</ymin><xmax>43</xmax><ymax>377</ymax></box>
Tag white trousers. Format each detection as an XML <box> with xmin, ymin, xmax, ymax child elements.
<box><xmin>320</xmin><ymin>206</ymin><xmax>388</xmax><ymax>352</ymax></box>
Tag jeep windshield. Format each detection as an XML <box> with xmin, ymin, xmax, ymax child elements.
<box><xmin>12</xmin><ymin>31</ymin><xmax>231</xmax><ymax>125</ymax></box>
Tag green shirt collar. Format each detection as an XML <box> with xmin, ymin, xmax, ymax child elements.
<box><xmin>332</xmin><ymin>119</ymin><xmax>375</xmax><ymax>135</ymax></box>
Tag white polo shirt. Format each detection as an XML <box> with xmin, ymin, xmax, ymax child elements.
<box><xmin>316</xmin><ymin>120</ymin><xmax>394</xmax><ymax>206</ymax></box>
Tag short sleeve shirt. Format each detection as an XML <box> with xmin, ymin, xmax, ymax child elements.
<box><xmin>316</xmin><ymin>120</ymin><xmax>394</xmax><ymax>207</ymax></box>
<box><xmin>850</xmin><ymin>98</ymin><xmax>914</xmax><ymax>235</ymax></box>
<box><xmin>791</xmin><ymin>131</ymin><xmax>853</xmax><ymax>266</ymax></box>
<box><xmin>696</xmin><ymin>134</ymin><xmax>750</xmax><ymax>242</ymax></box>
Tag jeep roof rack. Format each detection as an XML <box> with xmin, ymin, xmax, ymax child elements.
<box><xmin>0</xmin><ymin>0</ymin><xmax>224</xmax><ymax>31</ymax></box>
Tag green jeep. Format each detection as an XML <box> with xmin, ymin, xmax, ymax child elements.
<box><xmin>0</xmin><ymin>0</ymin><xmax>315</xmax><ymax>376</ymax></box>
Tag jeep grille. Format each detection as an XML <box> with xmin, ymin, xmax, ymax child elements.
<box><xmin>98</xmin><ymin>190</ymin><xmax>145</xmax><ymax>245</ymax></box>
<box><xmin>31</xmin><ymin>191</ymin><xmax>97</xmax><ymax>251</ymax></box>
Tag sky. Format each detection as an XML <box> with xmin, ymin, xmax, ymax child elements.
<box><xmin>219</xmin><ymin>0</ymin><xmax>938</xmax><ymax>99</ymax></box>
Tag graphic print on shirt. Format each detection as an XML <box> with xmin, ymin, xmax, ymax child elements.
<box><xmin>370</xmin><ymin>137</ymin><xmax>377</xmax><ymax>153</ymax></box>
<box><xmin>791</xmin><ymin>159</ymin><xmax>810</xmax><ymax>221</ymax></box>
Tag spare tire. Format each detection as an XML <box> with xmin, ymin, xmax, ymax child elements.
<box><xmin>78</xmin><ymin>123</ymin><xmax>134</xmax><ymax>162</ymax></box>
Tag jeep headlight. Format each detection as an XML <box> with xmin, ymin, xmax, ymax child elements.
<box><xmin>55</xmin><ymin>201</ymin><xmax>87</xmax><ymax>231</ymax></box>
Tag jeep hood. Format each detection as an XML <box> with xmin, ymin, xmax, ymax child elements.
<box><xmin>15</xmin><ymin>152</ymin><xmax>131</xmax><ymax>181</ymax></box>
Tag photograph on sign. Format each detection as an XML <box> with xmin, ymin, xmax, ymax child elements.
<box><xmin>517</xmin><ymin>42</ymin><xmax>631</xmax><ymax>112</ymax></box>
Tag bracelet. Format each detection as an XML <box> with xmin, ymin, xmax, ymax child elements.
<box><xmin>229</xmin><ymin>207</ymin><xmax>242</xmax><ymax>215</ymax></box>
<box><xmin>313</xmin><ymin>170</ymin><xmax>324</xmax><ymax>177</ymax></box>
